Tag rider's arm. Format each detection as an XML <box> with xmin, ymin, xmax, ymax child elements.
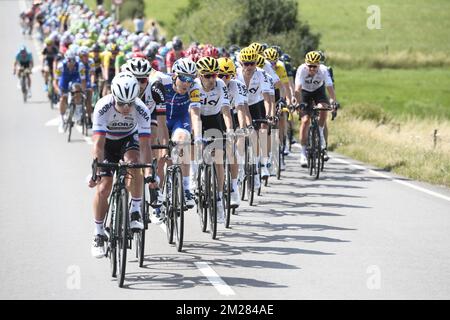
<box><xmin>294</xmin><ymin>67</ymin><xmax>303</xmax><ymax>104</ymax></box>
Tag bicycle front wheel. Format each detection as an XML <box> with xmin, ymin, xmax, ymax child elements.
<box><xmin>165</xmin><ymin>171</ymin><xmax>174</xmax><ymax>244</ymax></box>
<box><xmin>198</xmin><ymin>165</ymin><xmax>208</xmax><ymax>232</ymax></box>
<box><xmin>208</xmin><ymin>164</ymin><xmax>218</xmax><ymax>239</ymax></box>
<box><xmin>172</xmin><ymin>166</ymin><xmax>184</xmax><ymax>252</ymax></box>
<box><xmin>117</xmin><ymin>188</ymin><xmax>128</xmax><ymax>288</ymax></box>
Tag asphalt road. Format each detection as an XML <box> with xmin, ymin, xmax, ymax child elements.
<box><xmin>1</xmin><ymin>0</ymin><xmax>450</xmax><ymax>300</ymax></box>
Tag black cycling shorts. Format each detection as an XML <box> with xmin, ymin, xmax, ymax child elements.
<box><xmin>249</xmin><ymin>100</ymin><xmax>265</xmax><ymax>130</ymax></box>
<box><xmin>100</xmin><ymin>133</ymin><xmax>140</xmax><ymax>177</ymax></box>
<box><xmin>301</xmin><ymin>85</ymin><xmax>329</xmax><ymax>117</ymax></box>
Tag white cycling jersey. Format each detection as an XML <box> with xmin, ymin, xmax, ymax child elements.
<box><xmin>227</xmin><ymin>78</ymin><xmax>248</xmax><ymax>113</ymax></box>
<box><xmin>295</xmin><ymin>63</ymin><xmax>333</xmax><ymax>92</ymax></box>
<box><xmin>92</xmin><ymin>94</ymin><xmax>151</xmax><ymax>140</ymax></box>
<box><xmin>235</xmin><ymin>68</ymin><xmax>272</xmax><ymax>106</ymax></box>
<box><xmin>263</xmin><ymin>60</ymin><xmax>280</xmax><ymax>92</ymax></box>
<box><xmin>193</xmin><ymin>78</ymin><xmax>230</xmax><ymax>116</ymax></box>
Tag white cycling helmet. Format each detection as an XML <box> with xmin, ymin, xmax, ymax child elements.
<box><xmin>111</xmin><ymin>72</ymin><xmax>139</xmax><ymax>103</ymax></box>
<box><xmin>172</xmin><ymin>57</ymin><xmax>197</xmax><ymax>76</ymax></box>
<box><xmin>126</xmin><ymin>57</ymin><xmax>152</xmax><ymax>77</ymax></box>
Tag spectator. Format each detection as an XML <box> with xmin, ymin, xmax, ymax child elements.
<box><xmin>133</xmin><ymin>14</ymin><xmax>144</xmax><ymax>35</ymax></box>
<box><xmin>149</xmin><ymin>21</ymin><xmax>159</xmax><ymax>41</ymax></box>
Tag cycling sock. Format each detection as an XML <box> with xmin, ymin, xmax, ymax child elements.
<box><xmin>94</xmin><ymin>219</ymin><xmax>105</xmax><ymax>236</ymax></box>
<box><xmin>218</xmin><ymin>192</ymin><xmax>223</xmax><ymax>200</ymax></box>
<box><xmin>232</xmin><ymin>179</ymin><xmax>238</xmax><ymax>192</ymax></box>
<box><xmin>183</xmin><ymin>176</ymin><xmax>190</xmax><ymax>192</ymax></box>
<box><xmin>130</xmin><ymin>198</ymin><xmax>141</xmax><ymax>214</ymax></box>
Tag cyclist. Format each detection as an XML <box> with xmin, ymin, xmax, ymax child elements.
<box><xmin>13</xmin><ymin>45</ymin><xmax>34</xmax><ymax>99</ymax></box>
<box><xmin>294</xmin><ymin>51</ymin><xmax>337</xmax><ymax>167</ymax></box>
<box><xmin>165</xmin><ymin>37</ymin><xmax>186</xmax><ymax>73</ymax></box>
<box><xmin>264</xmin><ymin>47</ymin><xmax>293</xmax><ymax>163</ymax></box>
<box><xmin>89</xmin><ymin>43</ymin><xmax>103</xmax><ymax>97</ymax></box>
<box><xmin>88</xmin><ymin>72</ymin><xmax>156</xmax><ymax>258</ymax></box>
<box><xmin>123</xmin><ymin>57</ymin><xmax>168</xmax><ymax>208</ymax></box>
<box><xmin>192</xmin><ymin>57</ymin><xmax>234</xmax><ymax>224</ymax></box>
<box><xmin>100</xmin><ymin>43</ymin><xmax>120</xmax><ymax>97</ymax></box>
<box><xmin>217</xmin><ymin>57</ymin><xmax>251</xmax><ymax>207</ymax></box>
<box><xmin>235</xmin><ymin>47</ymin><xmax>273</xmax><ymax>188</ymax></box>
<box><xmin>150</xmin><ymin>58</ymin><xmax>200</xmax><ymax>223</ymax></box>
<box><xmin>41</xmin><ymin>38</ymin><xmax>59</xmax><ymax>92</ymax></box>
<box><xmin>54</xmin><ymin>49</ymin><xmax>82</xmax><ymax>132</ymax></box>
<box><xmin>78</xmin><ymin>46</ymin><xmax>95</xmax><ymax>126</ymax></box>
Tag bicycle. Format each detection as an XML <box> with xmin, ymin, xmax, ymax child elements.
<box><xmin>91</xmin><ymin>159</ymin><xmax>153</xmax><ymax>288</ymax></box>
<box><xmin>300</xmin><ymin>103</ymin><xmax>336</xmax><ymax>179</ymax></box>
<box><xmin>136</xmin><ymin>157</ymin><xmax>160</xmax><ymax>267</ymax></box>
<box><xmin>196</xmin><ymin>136</ymin><xmax>228</xmax><ymax>239</ymax></box>
<box><xmin>47</xmin><ymin>74</ymin><xmax>58</xmax><ymax>109</ymax></box>
<box><xmin>64</xmin><ymin>85</ymin><xmax>87</xmax><ymax>142</ymax></box>
<box><xmin>18</xmin><ymin>67</ymin><xmax>30</xmax><ymax>103</ymax></box>
<box><xmin>238</xmin><ymin>127</ymin><xmax>257</xmax><ymax>206</ymax></box>
<box><xmin>159</xmin><ymin>141</ymin><xmax>186</xmax><ymax>252</ymax></box>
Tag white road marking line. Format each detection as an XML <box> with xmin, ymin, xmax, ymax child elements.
<box><xmin>195</xmin><ymin>262</ymin><xmax>236</xmax><ymax>296</ymax></box>
<box><xmin>160</xmin><ymin>223</ymin><xmax>167</xmax><ymax>233</ymax></box>
<box><xmin>45</xmin><ymin>117</ymin><xmax>61</xmax><ymax>126</ymax></box>
<box><xmin>333</xmin><ymin>157</ymin><xmax>450</xmax><ymax>202</ymax></box>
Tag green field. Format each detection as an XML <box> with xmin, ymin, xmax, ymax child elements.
<box><xmin>336</xmin><ymin>67</ymin><xmax>450</xmax><ymax>119</ymax></box>
<box><xmin>298</xmin><ymin>0</ymin><xmax>450</xmax><ymax>58</ymax></box>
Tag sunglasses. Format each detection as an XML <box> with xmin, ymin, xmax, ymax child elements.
<box><xmin>218</xmin><ymin>74</ymin><xmax>231</xmax><ymax>80</ymax></box>
<box><xmin>178</xmin><ymin>74</ymin><xmax>195</xmax><ymax>83</ymax></box>
<box><xmin>307</xmin><ymin>64</ymin><xmax>318</xmax><ymax>69</ymax></box>
<box><xmin>243</xmin><ymin>61</ymin><xmax>256</xmax><ymax>66</ymax></box>
<box><xmin>137</xmin><ymin>77</ymin><xmax>148</xmax><ymax>84</ymax></box>
<box><xmin>116</xmin><ymin>101</ymin><xmax>133</xmax><ymax>107</ymax></box>
<box><xmin>201</xmin><ymin>73</ymin><xmax>217</xmax><ymax>79</ymax></box>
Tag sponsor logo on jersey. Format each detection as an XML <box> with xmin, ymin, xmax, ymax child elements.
<box><xmin>202</xmin><ymin>98</ymin><xmax>219</xmax><ymax>106</ymax></box>
<box><xmin>190</xmin><ymin>89</ymin><xmax>201</xmax><ymax>102</ymax></box>
<box><xmin>248</xmin><ymin>86</ymin><xmax>259</xmax><ymax>94</ymax></box>
<box><xmin>135</xmin><ymin>104</ymin><xmax>150</xmax><ymax>121</ymax></box>
<box><xmin>98</xmin><ymin>102</ymin><xmax>113</xmax><ymax>116</ymax></box>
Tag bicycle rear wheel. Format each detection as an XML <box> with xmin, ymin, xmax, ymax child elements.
<box><xmin>117</xmin><ymin>188</ymin><xmax>128</xmax><ymax>288</ymax></box>
<box><xmin>21</xmin><ymin>76</ymin><xmax>27</xmax><ymax>103</ymax></box>
<box><xmin>208</xmin><ymin>164</ymin><xmax>218</xmax><ymax>239</ymax></box>
<box><xmin>173</xmin><ymin>166</ymin><xmax>184</xmax><ymax>252</ymax></box>
<box><xmin>314</xmin><ymin>126</ymin><xmax>321</xmax><ymax>180</ymax></box>
<box><xmin>66</xmin><ymin>104</ymin><xmax>74</xmax><ymax>143</ymax></box>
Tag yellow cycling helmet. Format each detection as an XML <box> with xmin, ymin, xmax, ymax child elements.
<box><xmin>239</xmin><ymin>47</ymin><xmax>257</xmax><ymax>63</ymax></box>
<box><xmin>196</xmin><ymin>56</ymin><xmax>219</xmax><ymax>74</ymax></box>
<box><xmin>256</xmin><ymin>54</ymin><xmax>266</xmax><ymax>68</ymax></box>
<box><xmin>305</xmin><ymin>51</ymin><xmax>321</xmax><ymax>64</ymax></box>
<box><xmin>249</xmin><ymin>42</ymin><xmax>264</xmax><ymax>54</ymax></box>
<box><xmin>217</xmin><ymin>57</ymin><xmax>236</xmax><ymax>76</ymax></box>
<box><xmin>264</xmin><ymin>47</ymin><xmax>279</xmax><ymax>62</ymax></box>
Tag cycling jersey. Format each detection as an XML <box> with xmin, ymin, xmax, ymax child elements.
<box><xmin>138</xmin><ymin>80</ymin><xmax>166</xmax><ymax>126</ymax></box>
<box><xmin>79</xmin><ymin>58</ymin><xmax>95</xmax><ymax>88</ymax></box>
<box><xmin>263</xmin><ymin>61</ymin><xmax>280</xmax><ymax>88</ymax></box>
<box><xmin>42</xmin><ymin>46</ymin><xmax>58</xmax><ymax>67</ymax></box>
<box><xmin>193</xmin><ymin>78</ymin><xmax>230</xmax><ymax>117</ymax></box>
<box><xmin>226</xmin><ymin>79</ymin><xmax>248</xmax><ymax>112</ymax></box>
<box><xmin>235</xmin><ymin>68</ymin><xmax>272</xmax><ymax>105</ymax></box>
<box><xmin>156</xmin><ymin>72</ymin><xmax>201</xmax><ymax>119</ymax></box>
<box><xmin>16</xmin><ymin>51</ymin><xmax>33</xmax><ymax>67</ymax></box>
<box><xmin>273</xmin><ymin>61</ymin><xmax>289</xmax><ymax>84</ymax></box>
<box><xmin>295</xmin><ymin>64</ymin><xmax>333</xmax><ymax>92</ymax></box>
<box><xmin>55</xmin><ymin>59</ymin><xmax>81</xmax><ymax>93</ymax></box>
<box><xmin>92</xmin><ymin>94</ymin><xmax>151</xmax><ymax>140</ymax></box>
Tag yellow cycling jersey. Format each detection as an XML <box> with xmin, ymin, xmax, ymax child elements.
<box><xmin>89</xmin><ymin>52</ymin><xmax>101</xmax><ymax>69</ymax></box>
<box><xmin>274</xmin><ymin>61</ymin><xmax>289</xmax><ymax>84</ymax></box>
